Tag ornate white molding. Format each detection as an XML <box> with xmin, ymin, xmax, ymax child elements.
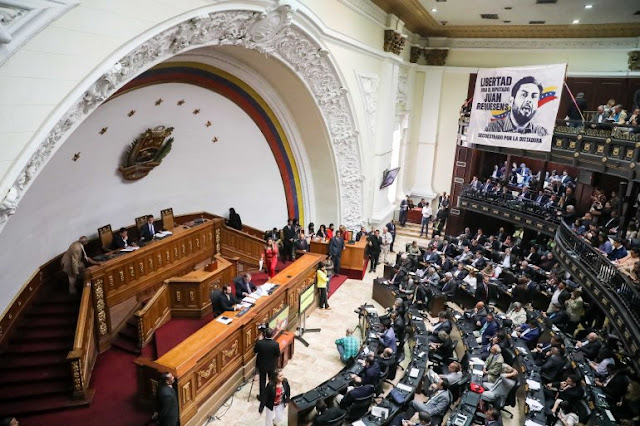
<box><xmin>0</xmin><ymin>4</ymin><xmax>364</xmax><ymax>228</ymax></box>
<box><xmin>0</xmin><ymin>0</ymin><xmax>78</xmax><ymax>65</ymax></box>
<box><xmin>338</xmin><ymin>0</ymin><xmax>386</xmax><ymax>27</ymax></box>
<box><xmin>429</xmin><ymin>36</ymin><xmax>640</xmax><ymax>51</ymax></box>
<box><xmin>355</xmin><ymin>72</ymin><xmax>379</xmax><ymax>137</ymax></box>
<box><xmin>396</xmin><ymin>67</ymin><xmax>408</xmax><ymax>111</ymax></box>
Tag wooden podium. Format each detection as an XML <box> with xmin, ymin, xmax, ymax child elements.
<box><xmin>309</xmin><ymin>238</ymin><xmax>367</xmax><ymax>279</ymax></box>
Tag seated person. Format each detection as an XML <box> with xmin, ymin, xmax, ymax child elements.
<box><xmin>483</xmin><ymin>408</ymin><xmax>503</xmax><ymax>426</ymax></box>
<box><xmin>594</xmin><ymin>364</ymin><xmax>631</xmax><ymax>408</ymax></box>
<box><xmin>353</xmin><ymin>354</ymin><xmax>380</xmax><ymax>387</ymax></box>
<box><xmin>377</xmin><ymin>320</ymin><xmax>397</xmax><ymax>353</ymax></box>
<box><xmin>545</xmin><ymin>375</ymin><xmax>584</xmax><ymax>418</ymax></box>
<box><xmin>112</xmin><ymin>227</ymin><xmax>136</xmax><ymax>249</ymax></box>
<box><xmin>476</xmin><ymin>312</ymin><xmax>500</xmax><ymax>346</ymax></box>
<box><xmin>452</xmin><ymin>262</ymin><xmax>468</xmax><ymax>280</ymax></box>
<box><xmin>407</xmin><ymin>241</ymin><xmax>422</xmax><ymax>263</ymax></box>
<box><xmin>439</xmin><ymin>273</ymin><xmax>457</xmax><ymax>297</ymax></box>
<box><xmin>505</xmin><ymin>302</ymin><xmax>527</xmax><ymax>328</ymax></box>
<box><xmin>543</xmin><ymin>302</ymin><xmax>569</xmax><ymax>330</ymax></box>
<box><xmin>589</xmin><ymin>349</ymin><xmax>615</xmax><ymax>379</ymax></box>
<box><xmin>422</xmin><ymin>267</ymin><xmax>440</xmax><ymax>285</ymax></box>
<box><xmin>233</xmin><ymin>273</ymin><xmax>256</xmax><ymax>299</ymax></box>
<box><xmin>139</xmin><ymin>214</ymin><xmax>159</xmax><ymax>241</ymax></box>
<box><xmin>575</xmin><ymin>332</ymin><xmax>602</xmax><ymax>360</ymax></box>
<box><xmin>429</xmin><ymin>311</ymin><xmax>452</xmax><ymax>342</ymax></box>
<box><xmin>541</xmin><ymin>347</ymin><xmax>565</xmax><ymax>383</ymax></box>
<box><xmin>335</xmin><ymin>328</ymin><xmax>359</xmax><ymax>364</ymax></box>
<box><xmin>400</xmin><ymin>412</ymin><xmax>432</xmax><ymax>426</ymax></box>
<box><xmin>482</xmin><ymin>364</ymin><xmax>518</xmax><ymax>403</ymax></box>
<box><xmin>483</xmin><ymin>344</ymin><xmax>504</xmax><ymax>383</ymax></box>
<box><xmin>402</xmin><ymin>378</ymin><xmax>451</xmax><ymax>422</ymax></box>
<box><xmin>515</xmin><ymin>320</ymin><xmax>541</xmax><ymax>348</ymax></box>
<box><xmin>216</xmin><ymin>284</ymin><xmax>239</xmax><ymax>313</ymax></box>
<box><xmin>391</xmin><ymin>311</ymin><xmax>405</xmax><ymax>342</ymax></box>
<box><xmin>480</xmin><ymin>331</ymin><xmax>509</xmax><ymax>360</ymax></box>
<box><xmin>468</xmin><ymin>301</ymin><xmax>488</xmax><ymax>328</ymax></box>
<box><xmin>533</xmin><ymin>336</ymin><xmax>564</xmax><ymax>365</ymax></box>
<box><xmin>376</xmin><ymin>347</ymin><xmax>396</xmax><ymax>372</ymax></box>
<box><xmin>335</xmin><ymin>376</ymin><xmax>375</xmax><ymax>411</ymax></box>
<box><xmin>423</xmin><ymin>362</ymin><xmax>463</xmax><ymax>394</ymax></box>
<box><xmin>294</xmin><ymin>230</ymin><xmax>309</xmax><ymax>256</ymax></box>
<box><xmin>422</xmin><ymin>247</ymin><xmax>440</xmax><ymax>266</ymax></box>
<box><xmin>470</xmin><ymin>251</ymin><xmax>487</xmax><ymax>269</ymax></box>
<box><xmin>462</xmin><ymin>271</ymin><xmax>479</xmax><ymax>293</ymax></box>
<box><xmin>313</xmin><ymin>400</ymin><xmax>346</xmax><ymax>426</ymax></box>
<box><xmin>429</xmin><ymin>331</ymin><xmax>454</xmax><ymax>362</ymax></box>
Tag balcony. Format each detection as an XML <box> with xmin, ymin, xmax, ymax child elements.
<box><xmin>458</xmin><ymin>119</ymin><xmax>640</xmax><ymax>181</ymax></box>
<box><xmin>457</xmin><ymin>185</ymin><xmax>560</xmax><ymax>236</ymax></box>
<box><xmin>553</xmin><ymin>222</ymin><xmax>640</xmax><ymax>371</ymax></box>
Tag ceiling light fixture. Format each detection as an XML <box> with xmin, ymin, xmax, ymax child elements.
<box><xmin>585</xmin><ymin>4</ymin><xmax>593</xmax><ymax>9</ymax></box>
<box><xmin>431</xmin><ymin>8</ymin><xmax>437</xmax><ymax>12</ymax></box>
<box><xmin>572</xmin><ymin>19</ymin><xmax>580</xmax><ymax>24</ymax></box>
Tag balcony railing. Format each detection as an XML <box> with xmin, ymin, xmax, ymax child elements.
<box><xmin>458</xmin><ymin>184</ymin><xmax>560</xmax><ymax>236</ymax></box>
<box><xmin>554</xmin><ymin>222</ymin><xmax>640</xmax><ymax>370</ymax></box>
<box><xmin>457</xmin><ymin>118</ymin><xmax>640</xmax><ymax>180</ymax></box>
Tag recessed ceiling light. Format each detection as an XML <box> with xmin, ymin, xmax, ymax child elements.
<box><xmin>504</xmin><ymin>7</ymin><xmax>513</xmax><ymax>10</ymax></box>
<box><xmin>431</xmin><ymin>8</ymin><xmax>437</xmax><ymax>12</ymax></box>
<box><xmin>503</xmin><ymin>20</ymin><xmax>511</xmax><ymax>23</ymax></box>
<box><xmin>572</xmin><ymin>19</ymin><xmax>580</xmax><ymax>24</ymax></box>
<box><xmin>585</xmin><ymin>4</ymin><xmax>593</xmax><ymax>9</ymax></box>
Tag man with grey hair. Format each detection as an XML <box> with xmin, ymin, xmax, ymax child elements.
<box><xmin>61</xmin><ymin>236</ymin><xmax>102</xmax><ymax>294</ymax></box>
<box><xmin>483</xmin><ymin>344</ymin><xmax>504</xmax><ymax>383</ymax></box>
<box><xmin>506</xmin><ymin>302</ymin><xmax>527</xmax><ymax>328</ymax></box>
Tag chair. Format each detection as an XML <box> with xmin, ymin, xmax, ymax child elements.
<box><xmin>502</xmin><ymin>347</ymin><xmax>516</xmax><ymax>366</ymax></box>
<box><xmin>573</xmin><ymin>398</ymin><xmax>592</xmax><ymax>424</ymax></box>
<box><xmin>495</xmin><ymin>373</ymin><xmax>521</xmax><ymax>418</ymax></box>
<box><xmin>135</xmin><ymin>215</ymin><xmax>148</xmax><ymax>230</ymax></box>
<box><xmin>375</xmin><ymin>363</ymin><xmax>390</xmax><ymax>395</ymax></box>
<box><xmin>210</xmin><ymin>289</ymin><xmax>223</xmax><ymax>317</ymax></box>
<box><xmin>160</xmin><ymin>207</ymin><xmax>174</xmax><ymax>230</ymax></box>
<box><xmin>320</xmin><ymin>411</ymin><xmax>347</xmax><ymax>426</ymax></box>
<box><xmin>97</xmin><ymin>224</ymin><xmax>113</xmax><ymax>251</ymax></box>
<box><xmin>345</xmin><ymin>393</ymin><xmax>374</xmax><ymax>421</ymax></box>
<box><xmin>385</xmin><ymin>351</ymin><xmax>406</xmax><ymax>384</ymax></box>
<box><xmin>430</xmin><ymin>340</ymin><xmax>458</xmax><ymax>366</ymax></box>
<box><xmin>449</xmin><ymin>372</ymin><xmax>471</xmax><ymax>402</ymax></box>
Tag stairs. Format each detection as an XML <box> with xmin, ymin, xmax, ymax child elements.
<box><xmin>396</xmin><ymin>222</ymin><xmax>432</xmax><ymax>239</ymax></box>
<box><xmin>0</xmin><ymin>288</ymin><xmax>89</xmax><ymax>416</ymax></box>
<box><xmin>111</xmin><ymin>307</ymin><xmax>143</xmax><ymax>355</ymax></box>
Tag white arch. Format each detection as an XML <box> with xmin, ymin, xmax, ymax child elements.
<box><xmin>0</xmin><ymin>2</ymin><xmax>363</xmax><ymax>229</ymax></box>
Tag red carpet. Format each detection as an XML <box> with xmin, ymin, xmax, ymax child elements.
<box><xmin>328</xmin><ymin>274</ymin><xmax>348</xmax><ymax>298</ymax></box>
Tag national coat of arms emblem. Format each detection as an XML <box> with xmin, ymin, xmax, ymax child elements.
<box><xmin>119</xmin><ymin>126</ymin><xmax>174</xmax><ymax>180</ymax></box>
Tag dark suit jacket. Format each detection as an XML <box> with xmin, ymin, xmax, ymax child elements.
<box><xmin>234</xmin><ymin>276</ymin><xmax>256</xmax><ymax>298</ymax></box>
<box><xmin>139</xmin><ymin>222</ymin><xmax>157</xmax><ymax>241</ymax></box>
<box><xmin>259</xmin><ymin>379</ymin><xmax>290</xmax><ymax>413</ymax></box>
<box><xmin>471</xmin><ymin>257</ymin><xmax>486</xmax><ymax>269</ymax></box>
<box><xmin>434</xmin><ymin>337</ymin><xmax>455</xmax><ymax>359</ymax></box>
<box><xmin>314</xmin><ymin>407</ymin><xmax>346</xmax><ymax>426</ymax></box>
<box><xmin>541</xmin><ymin>354</ymin><xmax>564</xmax><ymax>382</ymax></box>
<box><xmin>217</xmin><ymin>292</ymin><xmax>238</xmax><ymax>312</ymax></box>
<box><xmin>432</xmin><ymin>320</ymin><xmax>452</xmax><ymax>336</ymax></box>
<box><xmin>602</xmin><ymin>373</ymin><xmax>630</xmax><ymax>404</ymax></box>
<box><xmin>441</xmin><ymin>279</ymin><xmax>457</xmax><ymax>296</ymax></box>
<box><xmin>359</xmin><ymin>362</ymin><xmax>381</xmax><ymax>386</ymax></box>
<box><xmin>339</xmin><ymin>384</ymin><xmax>374</xmax><ymax>410</ymax></box>
<box><xmin>329</xmin><ymin>236</ymin><xmax>344</xmax><ymax>257</ymax></box>
<box><xmin>579</xmin><ymin>339</ymin><xmax>602</xmax><ymax>360</ymax></box>
<box><xmin>453</xmin><ymin>269</ymin><xmax>468</xmax><ymax>280</ymax></box>
<box><xmin>283</xmin><ymin>225</ymin><xmax>296</xmax><ymax>245</ymax></box>
<box><xmin>475</xmin><ymin>282</ymin><xmax>490</xmax><ymax>302</ymax></box>
<box><xmin>156</xmin><ymin>384</ymin><xmax>179</xmax><ymax>426</ymax></box>
<box><xmin>254</xmin><ymin>338</ymin><xmax>280</xmax><ymax>373</ymax></box>
<box><xmin>480</xmin><ymin>319</ymin><xmax>499</xmax><ymax>345</ymax></box>
<box><xmin>112</xmin><ymin>234</ymin><xmax>132</xmax><ymax>249</ymax></box>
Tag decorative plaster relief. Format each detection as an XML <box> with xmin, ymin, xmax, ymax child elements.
<box><xmin>356</xmin><ymin>72</ymin><xmax>379</xmax><ymax>137</ymax></box>
<box><xmin>397</xmin><ymin>68</ymin><xmax>408</xmax><ymax>111</ymax></box>
<box><xmin>0</xmin><ymin>4</ymin><xmax>364</xmax><ymax>229</ymax></box>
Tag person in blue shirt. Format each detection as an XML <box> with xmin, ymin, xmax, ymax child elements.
<box><xmin>478</xmin><ymin>312</ymin><xmax>500</xmax><ymax>346</ymax></box>
<box><xmin>608</xmin><ymin>238</ymin><xmax>628</xmax><ymax>261</ymax></box>
<box><xmin>516</xmin><ymin>320</ymin><xmax>541</xmax><ymax>348</ymax></box>
<box><xmin>378</xmin><ymin>320</ymin><xmax>397</xmax><ymax>353</ymax></box>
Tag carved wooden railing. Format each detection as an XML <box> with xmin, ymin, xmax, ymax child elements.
<box><xmin>134</xmin><ymin>284</ymin><xmax>171</xmax><ymax>349</ymax></box>
<box><xmin>66</xmin><ymin>283</ymin><xmax>98</xmax><ymax>400</ymax></box>
<box><xmin>219</xmin><ymin>225</ymin><xmax>264</xmax><ymax>273</ymax></box>
<box><xmin>554</xmin><ymin>222</ymin><xmax>640</xmax><ymax>372</ymax></box>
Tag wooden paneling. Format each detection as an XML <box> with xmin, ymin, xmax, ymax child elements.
<box><xmin>67</xmin><ymin>283</ymin><xmax>98</xmax><ymax>400</ymax></box>
<box><xmin>219</xmin><ymin>227</ymin><xmax>264</xmax><ymax>270</ymax></box>
<box><xmin>135</xmin><ymin>253</ymin><xmax>325</xmax><ymax>425</ymax></box>
<box><xmin>135</xmin><ymin>284</ymin><xmax>171</xmax><ymax>348</ymax></box>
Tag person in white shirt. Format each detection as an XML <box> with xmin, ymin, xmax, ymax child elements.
<box><xmin>420</xmin><ymin>203</ymin><xmax>433</xmax><ymax>237</ymax></box>
<box><xmin>380</xmin><ymin>228</ymin><xmax>393</xmax><ymax>263</ymax></box>
<box><xmin>506</xmin><ymin>302</ymin><xmax>527</xmax><ymax>328</ymax></box>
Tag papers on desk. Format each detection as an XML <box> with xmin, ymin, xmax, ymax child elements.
<box><xmin>120</xmin><ymin>246</ymin><xmax>140</xmax><ymax>252</ymax></box>
<box><xmin>551</xmin><ymin>325</ymin><xmax>560</xmax><ymax>332</ymax></box>
<box><xmin>351</xmin><ymin>421</ymin><xmax>366</xmax><ymax>426</ymax></box>
<box><xmin>526</xmin><ymin>379</ymin><xmax>541</xmax><ymax>390</ymax></box>
<box><xmin>524</xmin><ymin>420</ymin><xmax>544</xmax><ymax>426</ymax></box>
<box><xmin>261</xmin><ymin>283</ymin><xmax>276</xmax><ymax>292</ymax></box>
<box><xmin>238</xmin><ymin>302</ymin><xmax>252</xmax><ymax>309</ymax></box>
<box><xmin>584</xmin><ymin>375</ymin><xmax>592</xmax><ymax>385</ymax></box>
<box><xmin>154</xmin><ymin>231</ymin><xmax>173</xmax><ymax>238</ymax></box>
<box><xmin>409</xmin><ymin>368</ymin><xmax>420</xmax><ymax>378</ymax></box>
<box><xmin>216</xmin><ymin>316</ymin><xmax>233</xmax><ymax>325</ymax></box>
<box><xmin>369</xmin><ymin>332</ymin><xmax>378</xmax><ymax>339</ymax></box>
<box><xmin>242</xmin><ymin>296</ymin><xmax>257</xmax><ymax>305</ymax></box>
<box><xmin>605</xmin><ymin>409</ymin><xmax>615</xmax><ymax>422</ymax></box>
<box><xmin>525</xmin><ymin>397</ymin><xmax>544</xmax><ymax>412</ymax></box>
<box><xmin>418</xmin><ymin>351</ymin><xmax>426</xmax><ymax>359</ymax></box>
<box><xmin>363</xmin><ymin>347</ymin><xmax>370</xmax><ymax>355</ymax></box>
<box><xmin>470</xmin><ymin>357</ymin><xmax>484</xmax><ymax>366</ymax></box>
<box><xmin>472</xmin><ymin>369</ymin><xmax>484</xmax><ymax>376</ymax></box>
<box><xmin>371</xmin><ymin>406</ymin><xmax>389</xmax><ymax>419</ymax></box>
<box><xmin>518</xmin><ymin>347</ymin><xmax>528</xmax><ymax>355</ymax></box>
<box><xmin>412</xmin><ymin>315</ymin><xmax>423</xmax><ymax>321</ymax></box>
<box><xmin>396</xmin><ymin>383</ymin><xmax>413</xmax><ymax>393</ymax></box>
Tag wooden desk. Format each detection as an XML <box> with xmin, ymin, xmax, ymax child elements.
<box><xmin>309</xmin><ymin>238</ymin><xmax>367</xmax><ymax>279</ymax></box>
<box><xmin>135</xmin><ymin>253</ymin><xmax>325</xmax><ymax>426</ymax></box>
<box><xmin>407</xmin><ymin>207</ymin><xmax>422</xmax><ymax>224</ymax></box>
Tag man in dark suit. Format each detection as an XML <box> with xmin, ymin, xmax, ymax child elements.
<box><xmin>139</xmin><ymin>215</ymin><xmax>158</xmax><ymax>241</ymax></box>
<box><xmin>337</xmin><ymin>376</ymin><xmax>374</xmax><ymax>411</ymax></box>
<box><xmin>112</xmin><ymin>227</ymin><xmax>135</xmax><ymax>249</ymax></box>
<box><xmin>282</xmin><ymin>219</ymin><xmax>296</xmax><ymax>261</ymax></box>
<box><xmin>576</xmin><ymin>332</ymin><xmax>602</xmax><ymax>360</ymax></box>
<box><xmin>329</xmin><ymin>230</ymin><xmax>345</xmax><ymax>275</ymax></box>
<box><xmin>430</xmin><ymin>311</ymin><xmax>452</xmax><ymax>342</ymax></box>
<box><xmin>254</xmin><ymin>328</ymin><xmax>280</xmax><ymax>401</ymax></box>
<box><xmin>357</xmin><ymin>354</ymin><xmax>381</xmax><ymax>387</ymax></box>
<box><xmin>485</xmin><ymin>408</ymin><xmax>503</xmax><ymax>426</ymax></box>
<box><xmin>216</xmin><ymin>285</ymin><xmax>238</xmax><ymax>313</ymax></box>
<box><xmin>153</xmin><ymin>372</ymin><xmax>179</xmax><ymax>426</ymax></box>
<box><xmin>234</xmin><ymin>273</ymin><xmax>256</xmax><ymax>299</ymax></box>
<box><xmin>452</xmin><ymin>263</ymin><xmax>468</xmax><ymax>281</ymax></box>
<box><xmin>313</xmin><ymin>400</ymin><xmax>346</xmax><ymax>426</ymax></box>
<box><xmin>541</xmin><ymin>347</ymin><xmax>564</xmax><ymax>383</ymax></box>
<box><xmin>479</xmin><ymin>312</ymin><xmax>500</xmax><ymax>346</ymax></box>
<box><xmin>471</xmin><ymin>252</ymin><xmax>486</xmax><ymax>269</ymax></box>
<box><xmin>440</xmin><ymin>273</ymin><xmax>457</xmax><ymax>297</ymax></box>
<box><xmin>386</xmin><ymin>220</ymin><xmax>396</xmax><ymax>252</ymax></box>
<box><xmin>264</xmin><ymin>227</ymin><xmax>279</xmax><ymax>242</ymax></box>
<box><xmin>475</xmin><ymin>275</ymin><xmax>491</xmax><ymax>303</ymax></box>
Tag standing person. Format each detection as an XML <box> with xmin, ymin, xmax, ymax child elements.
<box><xmin>61</xmin><ymin>236</ymin><xmax>101</xmax><ymax>295</ymax></box>
<box><xmin>326</xmin><ymin>224</ymin><xmax>335</xmax><ymax>239</ymax></box>
<box><xmin>226</xmin><ymin>207</ymin><xmax>243</xmax><ymax>231</ymax></box>
<box><xmin>329</xmin><ymin>230</ymin><xmax>345</xmax><ymax>275</ymax></box>
<box><xmin>259</xmin><ymin>369</ymin><xmax>290</xmax><ymax>426</ymax></box>
<box><xmin>153</xmin><ymin>372</ymin><xmax>179</xmax><ymax>426</ymax></box>
<box><xmin>261</xmin><ymin>238</ymin><xmax>279</xmax><ymax>278</ymax></box>
<box><xmin>420</xmin><ymin>201</ymin><xmax>432</xmax><ymax>237</ymax></box>
<box><xmin>435</xmin><ymin>205</ymin><xmax>449</xmax><ymax>234</ymax></box>
<box><xmin>317</xmin><ymin>264</ymin><xmax>330</xmax><ymax>309</ymax></box>
<box><xmin>386</xmin><ymin>220</ymin><xmax>397</xmax><ymax>252</ymax></box>
<box><xmin>254</xmin><ymin>328</ymin><xmax>281</xmax><ymax>402</ymax></box>
<box><xmin>367</xmin><ymin>230</ymin><xmax>382</xmax><ymax>273</ymax></box>
<box><xmin>381</xmin><ymin>227</ymin><xmax>393</xmax><ymax>263</ymax></box>
<box><xmin>399</xmin><ymin>196</ymin><xmax>409</xmax><ymax>227</ymax></box>
<box><xmin>282</xmin><ymin>219</ymin><xmax>295</xmax><ymax>262</ymax></box>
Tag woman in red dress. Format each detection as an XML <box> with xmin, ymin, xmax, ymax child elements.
<box><xmin>261</xmin><ymin>238</ymin><xmax>279</xmax><ymax>278</ymax></box>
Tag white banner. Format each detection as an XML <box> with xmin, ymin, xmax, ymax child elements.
<box><xmin>468</xmin><ymin>64</ymin><xmax>566</xmax><ymax>152</ymax></box>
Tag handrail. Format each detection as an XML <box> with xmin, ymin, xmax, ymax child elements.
<box><xmin>219</xmin><ymin>224</ymin><xmax>265</xmax><ymax>270</ymax></box>
<box><xmin>460</xmin><ymin>184</ymin><xmax>561</xmax><ymax>223</ymax></box>
<box><xmin>554</xmin><ymin>222</ymin><xmax>640</xmax><ymax>364</ymax></box>
<box><xmin>134</xmin><ymin>283</ymin><xmax>171</xmax><ymax>348</ymax></box>
<box><xmin>66</xmin><ymin>282</ymin><xmax>98</xmax><ymax>400</ymax></box>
